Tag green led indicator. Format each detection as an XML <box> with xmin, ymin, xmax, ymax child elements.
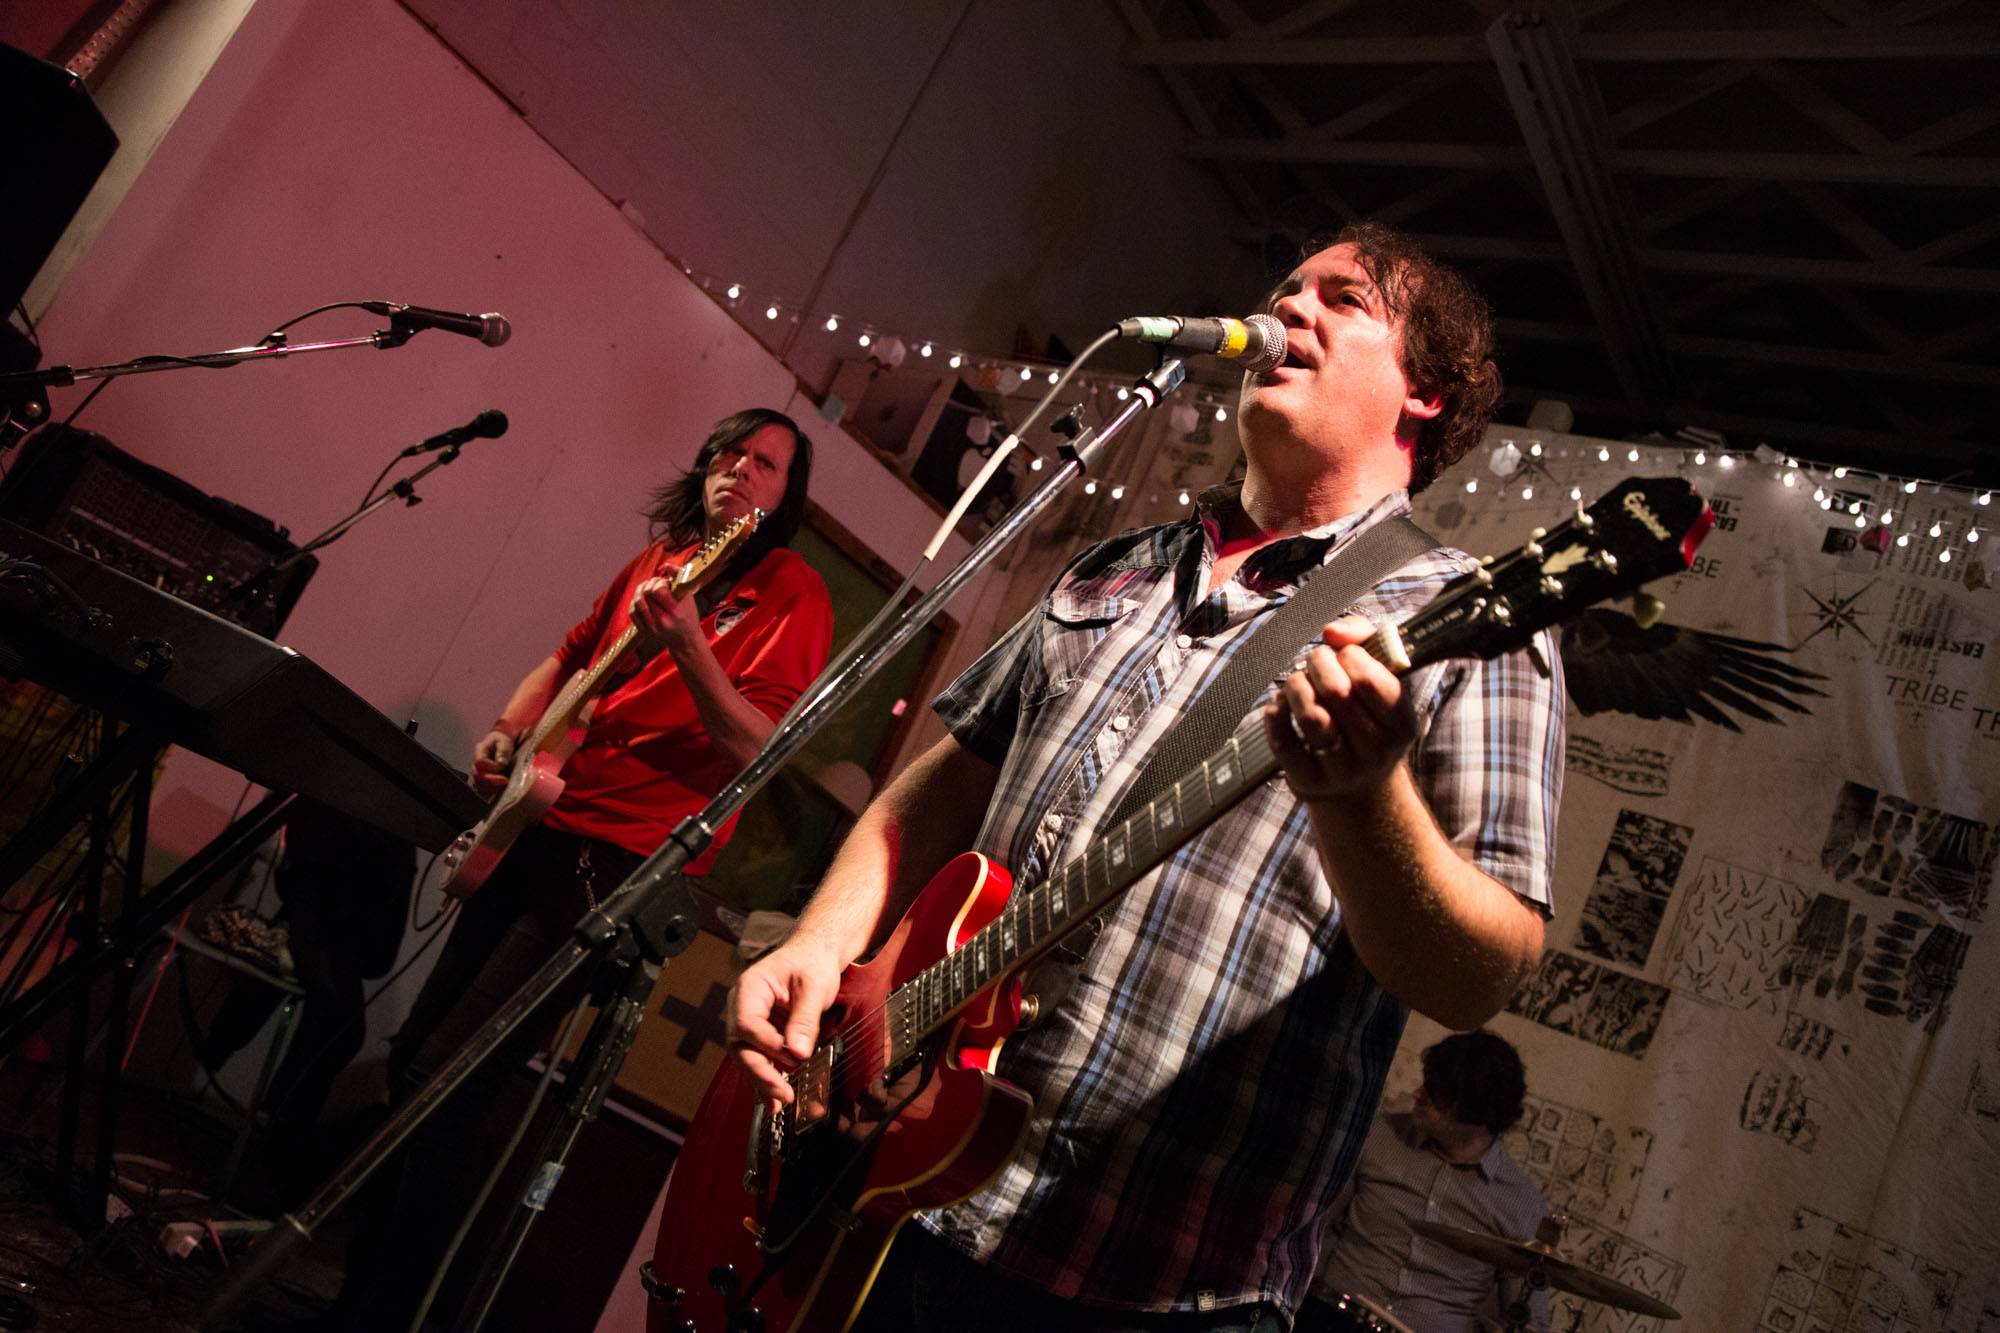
<box><xmin>205</xmin><ymin>573</ymin><xmax>215</xmax><ymax>582</ymax></box>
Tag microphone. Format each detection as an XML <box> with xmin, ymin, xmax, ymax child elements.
<box><xmin>1115</xmin><ymin>313</ymin><xmax>1285</xmax><ymax>375</ymax></box>
<box><xmin>361</xmin><ymin>301</ymin><xmax>512</xmax><ymax>347</ymax></box>
<box><xmin>403</xmin><ymin>409</ymin><xmax>508</xmax><ymax>456</ymax></box>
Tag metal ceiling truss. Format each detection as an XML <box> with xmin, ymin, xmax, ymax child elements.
<box><xmin>1123</xmin><ymin>0</ymin><xmax>2000</xmax><ymax>479</ymax></box>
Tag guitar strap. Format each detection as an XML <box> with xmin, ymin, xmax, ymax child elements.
<box><xmin>1104</xmin><ymin>512</ymin><xmax>1439</xmax><ymax>831</ymax></box>
<box><xmin>1027</xmin><ymin>512</ymin><xmax>1438</xmax><ymax>983</ymax></box>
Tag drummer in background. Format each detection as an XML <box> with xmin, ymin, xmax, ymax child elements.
<box><xmin>1299</xmin><ymin>1031</ymin><xmax>1552</xmax><ymax>1333</ymax></box>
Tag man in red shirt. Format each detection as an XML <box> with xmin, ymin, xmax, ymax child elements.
<box><xmin>330</xmin><ymin>408</ymin><xmax>832</xmax><ymax>1331</ymax></box>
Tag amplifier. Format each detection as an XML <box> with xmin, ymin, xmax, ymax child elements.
<box><xmin>0</xmin><ymin>427</ymin><xmax>315</xmax><ymax>636</ymax></box>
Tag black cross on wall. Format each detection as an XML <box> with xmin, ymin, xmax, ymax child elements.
<box><xmin>659</xmin><ymin>981</ymin><xmax>730</xmax><ymax>1062</ymax></box>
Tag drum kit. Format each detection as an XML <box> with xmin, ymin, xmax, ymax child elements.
<box><xmin>1320</xmin><ymin>1215</ymin><xmax>1680</xmax><ymax>1333</ymax></box>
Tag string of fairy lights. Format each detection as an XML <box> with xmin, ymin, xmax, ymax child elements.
<box><xmin>1473</xmin><ymin>435</ymin><xmax>1994</xmax><ymax>573</ymax></box>
<box><xmin>686</xmin><ymin>264</ymin><xmax>1995</xmax><ymax>564</ymax></box>
<box><xmin>685</xmin><ymin>265</ymin><xmax>1243</xmax><ymax>470</ymax></box>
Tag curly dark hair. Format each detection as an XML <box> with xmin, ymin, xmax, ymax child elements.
<box><xmin>642</xmin><ymin>408</ymin><xmax>814</xmax><ymax>578</ymax></box>
<box><xmin>1420</xmin><ymin>1029</ymin><xmax>1529</xmax><ymax>1135</ymax></box>
<box><xmin>1276</xmin><ymin>220</ymin><xmax>1502</xmax><ymax>494</ymax></box>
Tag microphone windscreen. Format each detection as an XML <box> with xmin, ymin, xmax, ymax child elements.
<box><xmin>1241</xmin><ymin>313</ymin><xmax>1286</xmax><ymax>376</ymax></box>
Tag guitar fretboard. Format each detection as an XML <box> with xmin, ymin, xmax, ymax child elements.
<box><xmin>520</xmin><ymin>516</ymin><xmax>755</xmax><ymax>754</ymax></box>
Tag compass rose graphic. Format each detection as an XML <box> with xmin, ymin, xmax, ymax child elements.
<box><xmin>1795</xmin><ymin>580</ymin><xmax>1876</xmax><ymax>648</ymax></box>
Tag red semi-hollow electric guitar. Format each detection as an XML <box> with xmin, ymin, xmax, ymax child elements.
<box><xmin>645</xmin><ymin>478</ymin><xmax>1714</xmax><ymax>1333</ymax></box>
<box><xmin>438</xmin><ymin>510</ymin><xmax>761</xmax><ymax>898</ymax></box>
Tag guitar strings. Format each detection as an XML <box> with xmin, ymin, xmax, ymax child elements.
<box><xmin>784</xmin><ymin>515</ymin><xmax>1627</xmax><ymax>1095</ymax></box>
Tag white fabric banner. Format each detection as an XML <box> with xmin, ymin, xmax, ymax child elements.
<box><xmin>1382</xmin><ymin>433</ymin><xmax>2000</xmax><ymax>1332</ymax></box>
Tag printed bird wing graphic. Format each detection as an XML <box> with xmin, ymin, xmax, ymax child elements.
<box><xmin>1559</xmin><ymin>609</ymin><xmax>1828</xmax><ymax>731</ymax></box>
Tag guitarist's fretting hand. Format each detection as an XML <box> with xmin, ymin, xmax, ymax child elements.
<box><xmin>471</xmin><ymin>729</ymin><xmax>518</xmax><ymax>793</ymax></box>
<box><xmin>1262</xmin><ymin>616</ymin><xmax>1420</xmax><ymax>801</ymax></box>
<box><xmin>628</xmin><ymin>574</ymin><xmax>705</xmax><ymax>662</ymax></box>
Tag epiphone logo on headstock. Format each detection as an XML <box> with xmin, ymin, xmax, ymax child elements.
<box><xmin>1623</xmin><ymin>492</ymin><xmax>1670</xmax><ymax>540</ymax></box>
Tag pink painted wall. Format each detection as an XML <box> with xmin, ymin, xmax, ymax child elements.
<box><xmin>33</xmin><ymin>0</ymin><xmax>1008</xmax><ymax>1116</ymax></box>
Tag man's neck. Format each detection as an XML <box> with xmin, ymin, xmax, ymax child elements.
<box><xmin>1237</xmin><ymin>445</ymin><xmax>1408</xmax><ymax>538</ymax></box>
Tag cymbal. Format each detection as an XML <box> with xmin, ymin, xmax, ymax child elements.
<box><xmin>1410</xmin><ymin>1220</ymin><xmax>1681</xmax><ymax>1319</ymax></box>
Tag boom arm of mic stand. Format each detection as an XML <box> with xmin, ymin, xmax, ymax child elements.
<box><xmin>192</xmin><ymin>355</ymin><xmax>1187</xmax><ymax>1331</ymax></box>
<box><xmin>0</xmin><ymin>331</ymin><xmax>409</xmax><ymax>391</ymax></box>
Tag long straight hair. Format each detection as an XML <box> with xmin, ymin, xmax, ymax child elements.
<box><xmin>643</xmin><ymin>408</ymin><xmax>814</xmax><ymax>579</ymax></box>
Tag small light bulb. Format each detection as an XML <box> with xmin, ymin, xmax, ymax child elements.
<box><xmin>1970</xmin><ymin>528</ymin><xmax>1982</xmax><ymax>543</ymax></box>
<box><xmin>1046</xmin><ymin>370</ymin><xmax>1059</xmax><ymax>385</ymax></box>
<box><xmin>1783</xmin><ymin>473</ymin><xmax>1796</xmax><ymax>488</ymax></box>
<box><xmin>1940</xmin><ymin>549</ymin><xmax>1952</xmax><ymax>563</ymax></box>
<box><xmin>824</xmin><ymin>316</ymin><xmax>839</xmax><ymax>332</ymax></box>
<box><xmin>1787</xmin><ymin>458</ymin><xmax>1800</xmax><ymax>468</ymax></box>
<box><xmin>1903</xmin><ymin>479</ymin><xmax>1917</xmax><ymax>493</ymax></box>
<box><xmin>1569</xmin><ymin>487</ymin><xmax>1582</xmax><ymax>501</ymax></box>
<box><xmin>1627</xmin><ymin>448</ymin><xmax>1640</xmax><ymax>462</ymax></box>
<box><xmin>1848</xmin><ymin>501</ymin><xmax>1862</xmax><ymax>514</ymax></box>
<box><xmin>948</xmin><ymin>353</ymin><xmax>963</xmax><ymax>369</ymax></box>
<box><xmin>1529</xmin><ymin>442</ymin><xmax>1542</xmax><ymax>457</ymax></box>
<box><xmin>1110</xmin><ymin>485</ymin><xmax>1126</xmax><ymax>500</ymax></box>
<box><xmin>1521</xmin><ymin>486</ymin><xmax>1534</xmax><ymax>500</ymax></box>
<box><xmin>920</xmin><ymin>343</ymin><xmax>933</xmax><ymax>357</ymax></box>
<box><xmin>1834</xmin><ymin>466</ymin><xmax>1848</xmax><ymax>478</ymax></box>
<box><xmin>1719</xmin><ymin>454</ymin><xmax>1735</xmax><ymax>469</ymax></box>
<box><xmin>1813</xmin><ymin>487</ymin><xmax>1824</xmax><ymax>502</ymax></box>
<box><xmin>858</xmin><ymin>333</ymin><xmax>871</xmax><ymax>347</ymax></box>
<box><xmin>1214</xmin><ymin>407</ymin><xmax>1227</xmax><ymax>423</ymax></box>
<box><xmin>1981</xmin><ymin>492</ymin><xmax>1993</xmax><ymax>506</ymax></box>
<box><xmin>1597</xmin><ymin>447</ymin><xmax>1610</xmax><ymax>462</ymax></box>
<box><xmin>1896</xmin><ymin>534</ymin><xmax>1909</xmax><ymax>547</ymax></box>
<box><xmin>1029</xmin><ymin>456</ymin><xmax>1044</xmax><ymax>471</ymax></box>
<box><xmin>1178</xmin><ymin>489</ymin><xmax>1191</xmax><ymax>506</ymax></box>
<box><xmin>726</xmin><ymin>284</ymin><xmax>742</xmax><ymax>301</ymax></box>
<box><xmin>764</xmin><ymin>305</ymin><xmax>779</xmax><ymax>320</ymax></box>
<box><xmin>1083</xmin><ymin>480</ymin><xmax>1098</xmax><ymax>495</ymax></box>
<box><xmin>1694</xmin><ymin>451</ymin><xmax>1707</xmax><ymax>465</ymax></box>
<box><xmin>1930</xmin><ymin>523</ymin><xmax>1943</xmax><ymax>537</ymax></box>
<box><xmin>1854</xmin><ymin>514</ymin><xmax>1867</xmax><ymax>529</ymax></box>
<box><xmin>1117</xmin><ymin>387</ymin><xmax>1130</xmax><ymax>401</ymax></box>
<box><xmin>1466</xmin><ymin>479</ymin><xmax>1479</xmax><ymax>493</ymax></box>
<box><xmin>1880</xmin><ymin>510</ymin><xmax>1894</xmax><ymax>524</ymax></box>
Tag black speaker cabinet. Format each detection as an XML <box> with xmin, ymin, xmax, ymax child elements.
<box><xmin>0</xmin><ymin>41</ymin><xmax>118</xmax><ymax>312</ymax></box>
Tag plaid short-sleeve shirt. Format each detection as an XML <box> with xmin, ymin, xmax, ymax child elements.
<box><xmin>920</xmin><ymin>485</ymin><xmax>1566</xmax><ymax>1318</ymax></box>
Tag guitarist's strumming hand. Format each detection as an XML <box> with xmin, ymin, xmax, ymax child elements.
<box><xmin>727</xmin><ymin>933</ymin><xmax>847</xmax><ymax>1106</ymax></box>
<box><xmin>1263</xmin><ymin>616</ymin><xmax>1420</xmax><ymax>801</ymax></box>
<box><xmin>471</xmin><ymin>729</ymin><xmax>518</xmax><ymax>793</ymax></box>
<box><xmin>628</xmin><ymin>574</ymin><xmax>706</xmax><ymax>663</ymax></box>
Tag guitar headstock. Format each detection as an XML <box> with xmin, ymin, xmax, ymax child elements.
<box><xmin>1400</xmin><ymin>477</ymin><xmax>1714</xmax><ymax>670</ymax></box>
<box><xmin>670</xmin><ymin>508</ymin><xmax>763</xmax><ymax>597</ymax></box>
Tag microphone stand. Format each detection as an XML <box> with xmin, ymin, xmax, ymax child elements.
<box><xmin>0</xmin><ymin>323</ymin><xmax>433</xmax><ymax>394</ymax></box>
<box><xmin>193</xmin><ymin>351</ymin><xmax>1190</xmax><ymax>1330</ymax></box>
<box><xmin>226</xmin><ymin>442</ymin><xmax>469</xmax><ymax>614</ymax></box>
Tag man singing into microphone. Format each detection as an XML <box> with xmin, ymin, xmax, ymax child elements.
<box><xmin>727</xmin><ymin>222</ymin><xmax>1565</xmax><ymax>1331</ymax></box>
<box><xmin>329</xmin><ymin>408</ymin><xmax>832</xmax><ymax>1331</ymax></box>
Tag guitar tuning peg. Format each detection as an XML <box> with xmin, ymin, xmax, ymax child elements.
<box><xmin>1632</xmin><ymin>592</ymin><xmax>1665</xmax><ymax>628</ymax></box>
<box><xmin>1524</xmin><ymin>638</ymin><xmax>1552</xmax><ymax>679</ymax></box>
